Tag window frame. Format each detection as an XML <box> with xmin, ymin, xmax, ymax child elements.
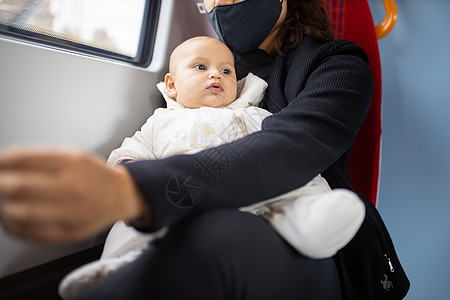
<box><xmin>0</xmin><ymin>0</ymin><xmax>161</xmax><ymax>67</ymax></box>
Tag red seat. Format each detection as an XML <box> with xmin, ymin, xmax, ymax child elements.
<box><xmin>323</xmin><ymin>0</ymin><xmax>383</xmax><ymax>206</ymax></box>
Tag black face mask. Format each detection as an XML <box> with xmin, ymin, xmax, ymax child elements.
<box><xmin>207</xmin><ymin>0</ymin><xmax>283</xmax><ymax>54</ymax></box>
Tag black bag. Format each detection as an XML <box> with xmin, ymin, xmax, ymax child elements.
<box><xmin>336</xmin><ymin>195</ymin><xmax>410</xmax><ymax>299</ymax></box>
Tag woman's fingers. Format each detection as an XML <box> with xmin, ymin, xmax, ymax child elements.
<box><xmin>0</xmin><ymin>199</ymin><xmax>76</xmax><ymax>243</ymax></box>
<box><xmin>0</xmin><ymin>171</ymin><xmax>62</xmax><ymax>200</ymax></box>
<box><xmin>0</xmin><ymin>147</ymin><xmax>79</xmax><ymax>172</ymax></box>
<box><xmin>0</xmin><ymin>208</ymin><xmax>100</xmax><ymax>243</ymax></box>
<box><xmin>0</xmin><ymin>147</ymin><xmax>145</xmax><ymax>243</ymax></box>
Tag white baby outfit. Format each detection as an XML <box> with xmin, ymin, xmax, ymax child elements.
<box><xmin>107</xmin><ymin>73</ymin><xmax>273</xmax><ymax>164</ymax></box>
<box><xmin>59</xmin><ymin>73</ymin><xmax>365</xmax><ymax>299</ymax></box>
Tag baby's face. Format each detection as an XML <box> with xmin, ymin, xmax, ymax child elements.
<box><xmin>166</xmin><ymin>37</ymin><xmax>237</xmax><ymax>108</ymax></box>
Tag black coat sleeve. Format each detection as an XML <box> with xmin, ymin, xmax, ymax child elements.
<box><xmin>125</xmin><ymin>40</ymin><xmax>373</xmax><ymax>232</ymax></box>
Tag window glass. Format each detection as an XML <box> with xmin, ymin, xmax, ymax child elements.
<box><xmin>0</xmin><ymin>0</ymin><xmax>148</xmax><ymax>60</ymax></box>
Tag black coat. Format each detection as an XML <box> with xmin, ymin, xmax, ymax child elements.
<box><xmin>125</xmin><ymin>35</ymin><xmax>410</xmax><ymax>299</ymax></box>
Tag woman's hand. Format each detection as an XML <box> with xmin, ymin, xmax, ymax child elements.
<box><xmin>0</xmin><ymin>147</ymin><xmax>146</xmax><ymax>243</ymax></box>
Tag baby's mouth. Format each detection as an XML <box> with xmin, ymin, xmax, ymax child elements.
<box><xmin>207</xmin><ymin>82</ymin><xmax>223</xmax><ymax>93</ymax></box>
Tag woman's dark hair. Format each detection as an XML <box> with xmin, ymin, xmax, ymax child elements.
<box><xmin>275</xmin><ymin>0</ymin><xmax>335</xmax><ymax>55</ymax></box>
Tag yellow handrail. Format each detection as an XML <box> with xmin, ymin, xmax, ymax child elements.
<box><xmin>375</xmin><ymin>0</ymin><xmax>398</xmax><ymax>39</ymax></box>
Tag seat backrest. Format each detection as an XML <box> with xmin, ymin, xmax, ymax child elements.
<box><xmin>323</xmin><ymin>0</ymin><xmax>382</xmax><ymax>206</ymax></box>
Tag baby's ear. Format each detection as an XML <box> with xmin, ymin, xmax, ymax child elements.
<box><xmin>164</xmin><ymin>73</ymin><xmax>177</xmax><ymax>98</ymax></box>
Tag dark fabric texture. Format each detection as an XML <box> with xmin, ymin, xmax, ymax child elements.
<box><xmin>76</xmin><ymin>210</ymin><xmax>342</xmax><ymax>300</ymax></box>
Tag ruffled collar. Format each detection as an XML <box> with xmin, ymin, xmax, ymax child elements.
<box><xmin>156</xmin><ymin>72</ymin><xmax>268</xmax><ymax>110</ymax></box>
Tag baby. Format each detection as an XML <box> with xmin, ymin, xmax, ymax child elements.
<box><xmin>59</xmin><ymin>36</ymin><xmax>365</xmax><ymax>299</ymax></box>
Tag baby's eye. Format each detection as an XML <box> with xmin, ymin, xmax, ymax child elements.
<box><xmin>221</xmin><ymin>68</ymin><xmax>231</xmax><ymax>75</ymax></box>
<box><xmin>194</xmin><ymin>64</ymin><xmax>207</xmax><ymax>70</ymax></box>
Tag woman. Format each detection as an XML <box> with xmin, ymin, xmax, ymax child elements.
<box><xmin>0</xmin><ymin>0</ymin><xmax>408</xmax><ymax>299</ymax></box>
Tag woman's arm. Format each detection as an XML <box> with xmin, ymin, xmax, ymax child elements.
<box><xmin>125</xmin><ymin>41</ymin><xmax>373</xmax><ymax>232</ymax></box>
<box><xmin>0</xmin><ymin>41</ymin><xmax>373</xmax><ymax>241</ymax></box>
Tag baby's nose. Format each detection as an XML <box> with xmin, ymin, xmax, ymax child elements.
<box><xmin>208</xmin><ymin>70</ymin><xmax>222</xmax><ymax>79</ymax></box>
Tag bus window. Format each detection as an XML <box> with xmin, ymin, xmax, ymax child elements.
<box><xmin>0</xmin><ymin>0</ymin><xmax>160</xmax><ymax>66</ymax></box>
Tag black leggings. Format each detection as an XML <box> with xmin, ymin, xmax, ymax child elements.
<box><xmin>76</xmin><ymin>210</ymin><xmax>342</xmax><ymax>300</ymax></box>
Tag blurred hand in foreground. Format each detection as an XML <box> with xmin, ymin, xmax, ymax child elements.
<box><xmin>0</xmin><ymin>147</ymin><xmax>145</xmax><ymax>243</ymax></box>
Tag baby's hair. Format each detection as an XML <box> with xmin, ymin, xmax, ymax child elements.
<box><xmin>169</xmin><ymin>36</ymin><xmax>230</xmax><ymax>74</ymax></box>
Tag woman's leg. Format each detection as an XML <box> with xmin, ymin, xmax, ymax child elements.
<box><xmin>76</xmin><ymin>209</ymin><xmax>341</xmax><ymax>300</ymax></box>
